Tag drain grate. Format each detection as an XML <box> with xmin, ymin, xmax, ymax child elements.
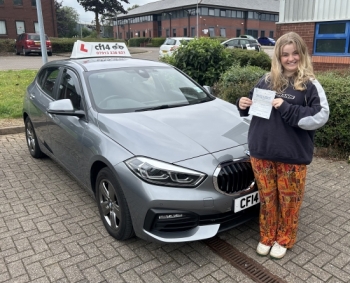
<box><xmin>203</xmin><ymin>237</ymin><xmax>288</xmax><ymax>283</ymax></box>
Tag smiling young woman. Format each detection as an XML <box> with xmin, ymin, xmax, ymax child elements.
<box><xmin>236</xmin><ymin>32</ymin><xmax>330</xmax><ymax>259</ymax></box>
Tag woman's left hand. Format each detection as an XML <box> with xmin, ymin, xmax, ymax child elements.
<box><xmin>272</xmin><ymin>98</ymin><xmax>284</xmax><ymax>109</ymax></box>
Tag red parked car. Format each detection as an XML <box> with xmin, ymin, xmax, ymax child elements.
<box><xmin>15</xmin><ymin>33</ymin><xmax>52</xmax><ymax>56</ymax></box>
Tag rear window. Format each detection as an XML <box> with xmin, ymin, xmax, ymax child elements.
<box><xmin>164</xmin><ymin>38</ymin><xmax>176</xmax><ymax>45</ymax></box>
<box><xmin>28</xmin><ymin>34</ymin><xmax>48</xmax><ymax>40</ymax></box>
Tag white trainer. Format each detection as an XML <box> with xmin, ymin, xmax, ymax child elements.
<box><xmin>256</xmin><ymin>242</ymin><xmax>271</xmax><ymax>256</ymax></box>
<box><xmin>270</xmin><ymin>242</ymin><xmax>287</xmax><ymax>259</ymax></box>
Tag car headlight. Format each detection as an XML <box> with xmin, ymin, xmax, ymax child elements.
<box><xmin>125</xmin><ymin>157</ymin><xmax>206</xmax><ymax>187</ymax></box>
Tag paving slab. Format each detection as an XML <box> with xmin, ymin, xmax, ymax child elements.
<box><xmin>1</xmin><ymin>132</ymin><xmax>349</xmax><ymax>282</ymax></box>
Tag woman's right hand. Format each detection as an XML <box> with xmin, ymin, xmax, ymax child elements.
<box><xmin>239</xmin><ymin>97</ymin><xmax>253</xmax><ymax>110</ymax></box>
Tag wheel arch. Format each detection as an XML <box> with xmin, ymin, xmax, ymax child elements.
<box><xmin>90</xmin><ymin>161</ymin><xmax>108</xmax><ymax>196</ymax></box>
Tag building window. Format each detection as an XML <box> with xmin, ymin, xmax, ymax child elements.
<box><xmin>31</xmin><ymin>0</ymin><xmax>36</xmax><ymax>6</ymax></box>
<box><xmin>209</xmin><ymin>27</ymin><xmax>215</xmax><ymax>37</ymax></box>
<box><xmin>220</xmin><ymin>10</ymin><xmax>226</xmax><ymax>17</ymax></box>
<box><xmin>226</xmin><ymin>10</ymin><xmax>231</xmax><ymax>17</ymax></box>
<box><xmin>166</xmin><ymin>29</ymin><xmax>169</xmax><ymax>37</ymax></box>
<box><xmin>236</xmin><ymin>11</ymin><xmax>243</xmax><ymax>18</ymax></box>
<box><xmin>0</xmin><ymin>21</ymin><xmax>6</xmax><ymax>34</ymax></box>
<box><xmin>220</xmin><ymin>28</ymin><xmax>226</xmax><ymax>37</ymax></box>
<box><xmin>34</xmin><ymin>22</ymin><xmax>39</xmax><ymax>33</ymax></box>
<box><xmin>269</xmin><ymin>31</ymin><xmax>274</xmax><ymax>38</ymax></box>
<box><xmin>172</xmin><ymin>28</ymin><xmax>176</xmax><ymax>37</ymax></box>
<box><xmin>200</xmin><ymin>7</ymin><xmax>208</xmax><ymax>16</ymax></box>
<box><xmin>236</xmin><ymin>29</ymin><xmax>241</xmax><ymax>37</ymax></box>
<box><xmin>246</xmin><ymin>29</ymin><xmax>258</xmax><ymax>38</ymax></box>
<box><xmin>209</xmin><ymin>9</ymin><xmax>214</xmax><ymax>16</ymax></box>
<box><xmin>184</xmin><ymin>28</ymin><xmax>187</xmax><ymax>37</ymax></box>
<box><xmin>13</xmin><ymin>0</ymin><xmax>23</xmax><ymax>5</ymax></box>
<box><xmin>0</xmin><ymin>0</ymin><xmax>4</xmax><ymax>5</ymax></box>
<box><xmin>260</xmin><ymin>30</ymin><xmax>265</xmax><ymax>37</ymax></box>
<box><xmin>16</xmin><ymin>21</ymin><xmax>25</xmax><ymax>34</ymax></box>
<box><xmin>191</xmin><ymin>27</ymin><xmax>195</xmax><ymax>37</ymax></box>
<box><xmin>314</xmin><ymin>22</ymin><xmax>350</xmax><ymax>55</ymax></box>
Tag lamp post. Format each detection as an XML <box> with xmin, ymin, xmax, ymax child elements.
<box><xmin>196</xmin><ymin>0</ymin><xmax>199</xmax><ymax>37</ymax></box>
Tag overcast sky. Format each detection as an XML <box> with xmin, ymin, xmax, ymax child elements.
<box><xmin>62</xmin><ymin>0</ymin><xmax>157</xmax><ymax>23</ymax></box>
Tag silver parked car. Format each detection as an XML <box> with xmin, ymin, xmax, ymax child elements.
<box><xmin>23</xmin><ymin>42</ymin><xmax>259</xmax><ymax>243</ymax></box>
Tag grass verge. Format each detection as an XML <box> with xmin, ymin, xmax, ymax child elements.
<box><xmin>0</xmin><ymin>70</ymin><xmax>37</xmax><ymax>119</ymax></box>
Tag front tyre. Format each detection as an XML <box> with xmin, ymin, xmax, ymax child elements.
<box><xmin>96</xmin><ymin>168</ymin><xmax>134</xmax><ymax>240</ymax></box>
<box><xmin>25</xmin><ymin>117</ymin><xmax>44</xmax><ymax>158</ymax></box>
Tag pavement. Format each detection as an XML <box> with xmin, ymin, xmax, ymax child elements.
<box><xmin>1</xmin><ymin>46</ymin><xmax>350</xmax><ymax>282</ymax></box>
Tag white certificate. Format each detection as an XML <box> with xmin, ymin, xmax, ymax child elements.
<box><xmin>248</xmin><ymin>88</ymin><xmax>276</xmax><ymax>119</ymax></box>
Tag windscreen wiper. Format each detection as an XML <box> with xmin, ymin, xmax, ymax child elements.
<box><xmin>135</xmin><ymin>103</ymin><xmax>189</xmax><ymax>112</ymax></box>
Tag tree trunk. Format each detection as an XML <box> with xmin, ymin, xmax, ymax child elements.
<box><xmin>95</xmin><ymin>11</ymin><xmax>100</xmax><ymax>39</ymax></box>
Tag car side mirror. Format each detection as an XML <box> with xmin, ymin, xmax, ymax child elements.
<box><xmin>47</xmin><ymin>99</ymin><xmax>85</xmax><ymax>118</ymax></box>
<box><xmin>203</xmin><ymin>85</ymin><xmax>212</xmax><ymax>94</ymax></box>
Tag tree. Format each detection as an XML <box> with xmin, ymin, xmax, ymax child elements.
<box><xmin>77</xmin><ymin>0</ymin><xmax>129</xmax><ymax>38</ymax></box>
<box><xmin>55</xmin><ymin>0</ymin><xmax>80</xmax><ymax>38</ymax></box>
<box><xmin>127</xmin><ymin>4</ymin><xmax>139</xmax><ymax>11</ymax></box>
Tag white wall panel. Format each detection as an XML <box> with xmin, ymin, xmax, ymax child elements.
<box><xmin>280</xmin><ymin>0</ymin><xmax>350</xmax><ymax>23</ymax></box>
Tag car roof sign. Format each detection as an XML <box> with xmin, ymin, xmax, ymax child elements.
<box><xmin>70</xmin><ymin>40</ymin><xmax>131</xmax><ymax>59</ymax></box>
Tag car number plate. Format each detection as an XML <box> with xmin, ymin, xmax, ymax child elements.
<box><xmin>34</xmin><ymin>41</ymin><xmax>40</xmax><ymax>45</ymax></box>
<box><xmin>233</xmin><ymin>191</ymin><xmax>260</xmax><ymax>213</ymax></box>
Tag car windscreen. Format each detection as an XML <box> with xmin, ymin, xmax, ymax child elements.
<box><xmin>87</xmin><ymin>66</ymin><xmax>214</xmax><ymax>113</ymax></box>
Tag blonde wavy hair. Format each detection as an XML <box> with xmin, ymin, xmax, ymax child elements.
<box><xmin>266</xmin><ymin>32</ymin><xmax>315</xmax><ymax>93</ymax></box>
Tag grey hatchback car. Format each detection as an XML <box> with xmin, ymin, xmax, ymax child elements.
<box><xmin>23</xmin><ymin>41</ymin><xmax>259</xmax><ymax>243</ymax></box>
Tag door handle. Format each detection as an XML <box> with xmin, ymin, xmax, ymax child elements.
<box><xmin>29</xmin><ymin>93</ymin><xmax>35</xmax><ymax>100</ymax></box>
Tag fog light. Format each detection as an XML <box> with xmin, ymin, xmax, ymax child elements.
<box><xmin>159</xmin><ymin>214</ymin><xmax>183</xmax><ymax>219</ymax></box>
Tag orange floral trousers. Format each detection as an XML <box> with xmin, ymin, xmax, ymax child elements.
<box><xmin>250</xmin><ymin>157</ymin><xmax>307</xmax><ymax>248</ymax></box>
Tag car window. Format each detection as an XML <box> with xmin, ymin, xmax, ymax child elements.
<box><xmin>28</xmin><ymin>34</ymin><xmax>48</xmax><ymax>40</ymax></box>
<box><xmin>57</xmin><ymin>69</ymin><xmax>83</xmax><ymax>110</ymax></box>
<box><xmin>88</xmin><ymin>66</ymin><xmax>213</xmax><ymax>113</ymax></box>
<box><xmin>37</xmin><ymin>67</ymin><xmax>60</xmax><ymax>98</ymax></box>
<box><xmin>165</xmin><ymin>39</ymin><xmax>176</xmax><ymax>45</ymax></box>
<box><xmin>227</xmin><ymin>39</ymin><xmax>238</xmax><ymax>46</ymax></box>
<box><xmin>240</xmin><ymin>39</ymin><xmax>249</xmax><ymax>45</ymax></box>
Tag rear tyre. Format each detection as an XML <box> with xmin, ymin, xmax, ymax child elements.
<box><xmin>25</xmin><ymin>117</ymin><xmax>44</xmax><ymax>158</ymax></box>
<box><xmin>96</xmin><ymin>168</ymin><xmax>134</xmax><ymax>240</ymax></box>
<box><xmin>22</xmin><ymin>47</ymin><xmax>28</xmax><ymax>56</ymax></box>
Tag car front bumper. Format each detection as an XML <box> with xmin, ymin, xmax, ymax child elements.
<box><xmin>114</xmin><ymin>152</ymin><xmax>259</xmax><ymax>243</ymax></box>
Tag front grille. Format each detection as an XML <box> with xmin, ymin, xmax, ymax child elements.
<box><xmin>213</xmin><ymin>159</ymin><xmax>255</xmax><ymax>195</ymax></box>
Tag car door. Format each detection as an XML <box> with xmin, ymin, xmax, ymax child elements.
<box><xmin>47</xmin><ymin>68</ymin><xmax>90</xmax><ymax>183</ymax></box>
<box><xmin>28</xmin><ymin>66</ymin><xmax>60</xmax><ymax>153</ymax></box>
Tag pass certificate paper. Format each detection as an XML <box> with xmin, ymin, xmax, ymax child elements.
<box><xmin>248</xmin><ymin>88</ymin><xmax>276</xmax><ymax>119</ymax></box>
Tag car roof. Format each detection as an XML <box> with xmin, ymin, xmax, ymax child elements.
<box><xmin>43</xmin><ymin>57</ymin><xmax>171</xmax><ymax>72</ymax></box>
<box><xmin>168</xmin><ymin>37</ymin><xmax>193</xmax><ymax>40</ymax></box>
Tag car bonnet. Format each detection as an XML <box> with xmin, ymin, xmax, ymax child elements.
<box><xmin>97</xmin><ymin>99</ymin><xmax>249</xmax><ymax>163</ymax></box>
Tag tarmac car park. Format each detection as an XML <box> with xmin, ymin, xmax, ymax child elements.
<box><xmin>23</xmin><ymin>40</ymin><xmax>259</xmax><ymax>243</ymax></box>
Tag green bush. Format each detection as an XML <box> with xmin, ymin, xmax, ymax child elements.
<box><xmin>128</xmin><ymin>37</ymin><xmax>151</xmax><ymax>47</ymax></box>
<box><xmin>214</xmin><ymin>64</ymin><xmax>266</xmax><ymax>104</ymax></box>
<box><xmin>314</xmin><ymin>71</ymin><xmax>350</xmax><ymax>158</ymax></box>
<box><xmin>150</xmin><ymin>37</ymin><xmax>166</xmax><ymax>47</ymax></box>
<box><xmin>226</xmin><ymin>48</ymin><xmax>271</xmax><ymax>70</ymax></box>
<box><xmin>0</xmin><ymin>39</ymin><xmax>16</xmax><ymax>53</ymax></box>
<box><xmin>167</xmin><ymin>37</ymin><xmax>232</xmax><ymax>86</ymax></box>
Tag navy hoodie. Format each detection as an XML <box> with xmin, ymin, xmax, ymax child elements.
<box><xmin>236</xmin><ymin>76</ymin><xmax>329</xmax><ymax>165</ymax></box>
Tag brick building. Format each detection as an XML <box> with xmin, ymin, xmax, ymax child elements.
<box><xmin>116</xmin><ymin>0</ymin><xmax>279</xmax><ymax>40</ymax></box>
<box><xmin>277</xmin><ymin>0</ymin><xmax>350</xmax><ymax>71</ymax></box>
<box><xmin>0</xmin><ymin>0</ymin><xmax>57</xmax><ymax>39</ymax></box>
